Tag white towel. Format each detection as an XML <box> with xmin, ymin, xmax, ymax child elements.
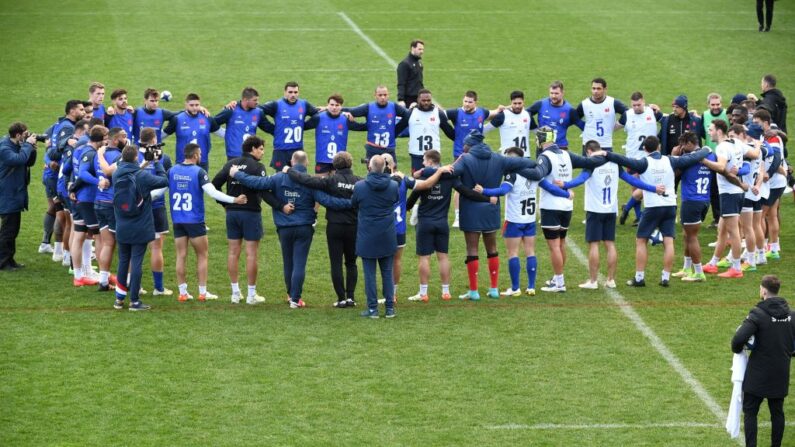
<box><xmin>726</xmin><ymin>352</ymin><xmax>748</xmax><ymax>438</ymax></box>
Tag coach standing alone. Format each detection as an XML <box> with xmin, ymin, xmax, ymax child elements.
<box><xmin>0</xmin><ymin>123</ymin><xmax>38</xmax><ymax>271</ymax></box>
<box><xmin>397</xmin><ymin>39</ymin><xmax>424</xmax><ymax>108</ymax></box>
<box><xmin>731</xmin><ymin>275</ymin><xmax>795</xmax><ymax>447</ymax></box>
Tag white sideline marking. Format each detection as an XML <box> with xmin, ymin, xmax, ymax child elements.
<box><xmin>337</xmin><ymin>12</ymin><xmax>397</xmax><ymax>68</ymax></box>
<box><xmin>486</xmin><ymin>421</ymin><xmax>795</xmax><ymax>430</ymax></box>
<box><xmin>565</xmin><ymin>240</ymin><xmax>733</xmax><ymax>438</ymax></box>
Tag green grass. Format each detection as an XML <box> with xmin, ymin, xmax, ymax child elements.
<box><xmin>1</xmin><ymin>1</ymin><xmax>795</xmax><ymax>445</ymax></box>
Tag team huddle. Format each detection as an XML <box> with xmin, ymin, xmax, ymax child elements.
<box><xmin>20</xmin><ymin>73</ymin><xmax>790</xmax><ymax>311</ymax></box>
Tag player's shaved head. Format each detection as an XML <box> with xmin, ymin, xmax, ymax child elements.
<box><xmin>291</xmin><ymin>150</ymin><xmax>308</xmax><ymax>166</ymax></box>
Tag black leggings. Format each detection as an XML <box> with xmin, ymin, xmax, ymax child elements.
<box><xmin>756</xmin><ymin>0</ymin><xmax>774</xmax><ymax>29</ymax></box>
<box><xmin>743</xmin><ymin>392</ymin><xmax>785</xmax><ymax>447</ymax></box>
<box><xmin>327</xmin><ymin>222</ymin><xmax>357</xmax><ymax>301</ymax></box>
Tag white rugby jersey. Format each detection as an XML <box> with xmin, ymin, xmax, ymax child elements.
<box><xmin>408</xmin><ymin>107</ymin><xmax>441</xmax><ymax>156</ymax></box>
<box><xmin>539</xmin><ymin>149</ymin><xmax>573</xmax><ymax>211</ymax></box>
<box><xmin>640</xmin><ymin>155</ymin><xmax>676</xmax><ymax>207</ymax></box>
<box><xmin>585</xmin><ymin>161</ymin><xmax>619</xmax><ymax>213</ymax></box>
<box><xmin>624</xmin><ymin>106</ymin><xmax>658</xmax><ymax>159</ymax></box>
<box><xmin>503</xmin><ymin>172</ymin><xmax>537</xmax><ymax>224</ymax></box>
<box><xmin>498</xmin><ymin>108</ymin><xmax>531</xmax><ymax>156</ymax></box>
<box><xmin>581</xmin><ymin>96</ymin><xmax>617</xmax><ymax>148</ymax></box>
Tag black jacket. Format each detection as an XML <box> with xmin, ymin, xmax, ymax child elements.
<box><xmin>212</xmin><ymin>153</ymin><xmax>267</xmax><ymax>213</ymax></box>
<box><xmin>758</xmin><ymin>88</ymin><xmax>788</xmax><ymax>134</ymax></box>
<box><xmin>287</xmin><ymin>167</ymin><xmax>361</xmax><ymax>225</ymax></box>
<box><xmin>396</xmin><ymin>53</ymin><xmax>424</xmax><ymax>102</ymax></box>
<box><xmin>731</xmin><ymin>297</ymin><xmax>795</xmax><ymax>398</ymax></box>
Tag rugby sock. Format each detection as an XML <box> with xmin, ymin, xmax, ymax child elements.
<box><xmin>694</xmin><ymin>263</ymin><xmax>704</xmax><ymax>274</ymax></box>
<box><xmin>708</xmin><ymin>255</ymin><xmax>720</xmax><ymax>266</ymax></box>
<box><xmin>178</xmin><ymin>283</ymin><xmax>188</xmax><ymax>296</ymax></box>
<box><xmin>465</xmin><ymin>256</ymin><xmax>479</xmax><ymax>291</ymax></box>
<box><xmin>153</xmin><ymin>271</ymin><xmax>164</xmax><ymax>291</ymax></box>
<box><xmin>635</xmin><ymin>271</ymin><xmax>645</xmax><ymax>282</ymax></box>
<box><xmin>54</xmin><ymin>242</ymin><xmax>63</xmax><ymax>256</ymax></box>
<box><xmin>771</xmin><ymin>241</ymin><xmax>780</xmax><ymax>252</ymax></box>
<box><xmin>757</xmin><ymin>250</ymin><xmax>766</xmax><ymax>263</ymax></box>
<box><xmin>73</xmin><ymin>265</ymin><xmax>83</xmax><ymax>280</ymax></box>
<box><xmin>731</xmin><ymin>258</ymin><xmax>742</xmax><ymax>271</ymax></box>
<box><xmin>633</xmin><ymin>202</ymin><xmax>642</xmax><ymax>219</ymax></box>
<box><xmin>231</xmin><ymin>282</ymin><xmax>240</xmax><ymax>295</ymax></box>
<box><xmin>442</xmin><ymin>284</ymin><xmax>450</xmax><ymax>295</ymax></box>
<box><xmin>199</xmin><ymin>285</ymin><xmax>207</xmax><ymax>295</ymax></box>
<box><xmin>99</xmin><ymin>271</ymin><xmax>109</xmax><ymax>286</ymax></box>
<box><xmin>62</xmin><ymin>251</ymin><xmax>71</xmax><ymax>266</ymax></box>
<box><xmin>624</xmin><ymin>197</ymin><xmax>638</xmax><ymax>213</ymax></box>
<box><xmin>526</xmin><ymin>256</ymin><xmax>537</xmax><ymax>289</ymax></box>
<box><xmin>455</xmin><ymin>210</ymin><xmax>459</xmax><ymax>220</ymax></box>
<box><xmin>82</xmin><ymin>240</ymin><xmax>92</xmax><ymax>271</ymax></box>
<box><xmin>247</xmin><ymin>285</ymin><xmax>257</xmax><ymax>298</ymax></box>
<box><xmin>419</xmin><ymin>284</ymin><xmax>428</xmax><ymax>296</ymax></box>
<box><xmin>683</xmin><ymin>257</ymin><xmax>692</xmax><ymax>271</ymax></box>
<box><xmin>554</xmin><ymin>274</ymin><xmax>565</xmax><ymax>288</ymax></box>
<box><xmin>508</xmin><ymin>257</ymin><xmax>520</xmax><ymax>290</ymax></box>
<box><xmin>487</xmin><ymin>253</ymin><xmax>499</xmax><ymax>288</ymax></box>
<box><xmin>746</xmin><ymin>254</ymin><xmax>756</xmax><ymax>267</ymax></box>
<box><xmin>661</xmin><ymin>270</ymin><xmax>670</xmax><ymax>282</ymax></box>
<box><xmin>115</xmin><ymin>286</ymin><xmax>127</xmax><ymax>301</ymax></box>
<box><xmin>42</xmin><ymin>213</ymin><xmax>55</xmax><ymax>244</ymax></box>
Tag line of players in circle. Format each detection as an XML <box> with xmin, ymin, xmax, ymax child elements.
<box><xmin>34</xmin><ymin>77</ymin><xmax>787</xmax><ymax>310</ymax></box>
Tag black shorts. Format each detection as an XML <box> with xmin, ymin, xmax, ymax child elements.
<box><xmin>719</xmin><ymin>193</ymin><xmax>744</xmax><ymax>217</ymax></box>
<box><xmin>174</xmin><ymin>222</ymin><xmax>207</xmax><ymax>239</ymax></box>
<box><xmin>680</xmin><ymin>200</ymin><xmax>709</xmax><ymax>225</ymax></box>
<box><xmin>637</xmin><ymin>206</ymin><xmax>676</xmax><ymax>239</ymax></box>
<box><xmin>742</xmin><ymin>198</ymin><xmax>763</xmax><ymax>213</ymax></box>
<box><xmin>43</xmin><ymin>177</ymin><xmax>57</xmax><ymax>199</ymax></box>
<box><xmin>364</xmin><ymin>145</ymin><xmax>397</xmax><ymax>165</ymax></box>
<box><xmin>585</xmin><ymin>212</ymin><xmax>616</xmax><ymax>242</ymax></box>
<box><xmin>416</xmin><ymin>219</ymin><xmax>449</xmax><ymax>256</ymax></box>
<box><xmin>58</xmin><ymin>194</ymin><xmax>73</xmax><ymax>213</ymax></box>
<box><xmin>540</xmin><ymin>209</ymin><xmax>572</xmax><ymax>230</ymax></box>
<box><xmin>226</xmin><ymin>209</ymin><xmax>263</xmax><ymax>241</ymax></box>
<box><xmin>152</xmin><ymin>206</ymin><xmax>169</xmax><ymax>234</ymax></box>
<box><xmin>396</xmin><ymin>232</ymin><xmax>406</xmax><ymax>248</ymax></box>
<box><xmin>94</xmin><ymin>205</ymin><xmax>116</xmax><ymax>232</ymax></box>
<box><xmin>765</xmin><ymin>187</ymin><xmax>785</xmax><ymax>207</ymax></box>
<box><xmin>270</xmin><ymin>149</ymin><xmax>298</xmax><ymax>170</ymax></box>
<box><xmin>410</xmin><ymin>154</ymin><xmax>425</xmax><ymax>173</ymax></box>
<box><xmin>75</xmin><ymin>201</ymin><xmax>98</xmax><ymax>228</ymax></box>
<box><xmin>315</xmin><ymin>162</ymin><xmax>334</xmax><ymax>174</ymax></box>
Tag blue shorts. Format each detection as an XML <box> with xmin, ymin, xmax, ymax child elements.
<box><xmin>396</xmin><ymin>232</ymin><xmax>406</xmax><ymax>248</ymax></box>
<box><xmin>416</xmin><ymin>219</ymin><xmax>449</xmax><ymax>256</ymax></box>
<box><xmin>226</xmin><ymin>209</ymin><xmax>263</xmax><ymax>241</ymax></box>
<box><xmin>271</xmin><ymin>149</ymin><xmax>298</xmax><ymax>170</ymax></box>
<box><xmin>75</xmin><ymin>201</ymin><xmax>98</xmax><ymax>228</ymax></box>
<box><xmin>742</xmin><ymin>198</ymin><xmax>762</xmax><ymax>213</ymax></box>
<box><xmin>94</xmin><ymin>205</ymin><xmax>116</xmax><ymax>232</ymax></box>
<box><xmin>410</xmin><ymin>154</ymin><xmax>424</xmax><ymax>173</ymax></box>
<box><xmin>680</xmin><ymin>200</ymin><xmax>709</xmax><ymax>225</ymax></box>
<box><xmin>585</xmin><ymin>212</ymin><xmax>616</xmax><ymax>242</ymax></box>
<box><xmin>43</xmin><ymin>177</ymin><xmax>57</xmax><ymax>199</ymax></box>
<box><xmin>315</xmin><ymin>162</ymin><xmax>334</xmax><ymax>174</ymax></box>
<box><xmin>540</xmin><ymin>209</ymin><xmax>572</xmax><ymax>229</ymax></box>
<box><xmin>502</xmin><ymin>221</ymin><xmax>536</xmax><ymax>238</ymax></box>
<box><xmin>719</xmin><ymin>193</ymin><xmax>744</xmax><ymax>217</ymax></box>
<box><xmin>765</xmin><ymin>187</ymin><xmax>784</xmax><ymax>207</ymax></box>
<box><xmin>637</xmin><ymin>206</ymin><xmax>676</xmax><ymax>239</ymax></box>
<box><xmin>174</xmin><ymin>222</ymin><xmax>207</xmax><ymax>239</ymax></box>
<box><xmin>58</xmin><ymin>194</ymin><xmax>73</xmax><ymax>213</ymax></box>
<box><xmin>152</xmin><ymin>206</ymin><xmax>169</xmax><ymax>234</ymax></box>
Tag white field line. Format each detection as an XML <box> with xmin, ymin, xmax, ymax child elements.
<box><xmin>337</xmin><ymin>12</ymin><xmax>397</xmax><ymax>68</ymax></box>
<box><xmin>486</xmin><ymin>421</ymin><xmax>795</xmax><ymax>430</ymax></box>
<box><xmin>565</xmin><ymin>240</ymin><xmax>734</xmax><ymax>440</ymax></box>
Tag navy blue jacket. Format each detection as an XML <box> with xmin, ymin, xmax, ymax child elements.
<box><xmin>0</xmin><ymin>137</ymin><xmax>36</xmax><ymax>214</ymax></box>
<box><xmin>659</xmin><ymin>112</ymin><xmax>703</xmax><ymax>156</ymax></box>
<box><xmin>112</xmin><ymin>160</ymin><xmax>169</xmax><ymax>244</ymax></box>
<box><xmin>352</xmin><ymin>172</ymin><xmax>399</xmax><ymax>258</ymax></box>
<box><xmin>450</xmin><ymin>142</ymin><xmax>537</xmax><ymax>232</ymax></box>
<box><xmin>234</xmin><ymin>164</ymin><xmax>351</xmax><ymax>228</ymax></box>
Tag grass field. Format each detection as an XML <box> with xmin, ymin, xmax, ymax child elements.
<box><xmin>2</xmin><ymin>1</ymin><xmax>795</xmax><ymax>445</ymax></box>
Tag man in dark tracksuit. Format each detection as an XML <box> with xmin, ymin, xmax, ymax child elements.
<box><xmin>231</xmin><ymin>150</ymin><xmax>351</xmax><ymax>309</ymax></box>
<box><xmin>396</xmin><ymin>39</ymin><xmax>424</xmax><ymax>107</ymax></box>
<box><xmin>0</xmin><ymin>123</ymin><xmax>38</xmax><ymax>270</ymax></box>
<box><xmin>732</xmin><ymin>275</ymin><xmax>795</xmax><ymax>447</ymax></box>
<box><xmin>287</xmin><ymin>152</ymin><xmax>362</xmax><ymax>308</ymax></box>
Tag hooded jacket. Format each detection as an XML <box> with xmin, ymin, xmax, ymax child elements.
<box><xmin>351</xmin><ymin>172</ymin><xmax>399</xmax><ymax>258</ymax></box>
<box><xmin>287</xmin><ymin>167</ymin><xmax>361</xmax><ymax>225</ymax></box>
<box><xmin>732</xmin><ymin>297</ymin><xmax>795</xmax><ymax>398</ymax></box>
<box><xmin>450</xmin><ymin>137</ymin><xmax>536</xmax><ymax>232</ymax></box>
<box><xmin>112</xmin><ymin>160</ymin><xmax>169</xmax><ymax>245</ymax></box>
<box><xmin>758</xmin><ymin>88</ymin><xmax>788</xmax><ymax>134</ymax></box>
